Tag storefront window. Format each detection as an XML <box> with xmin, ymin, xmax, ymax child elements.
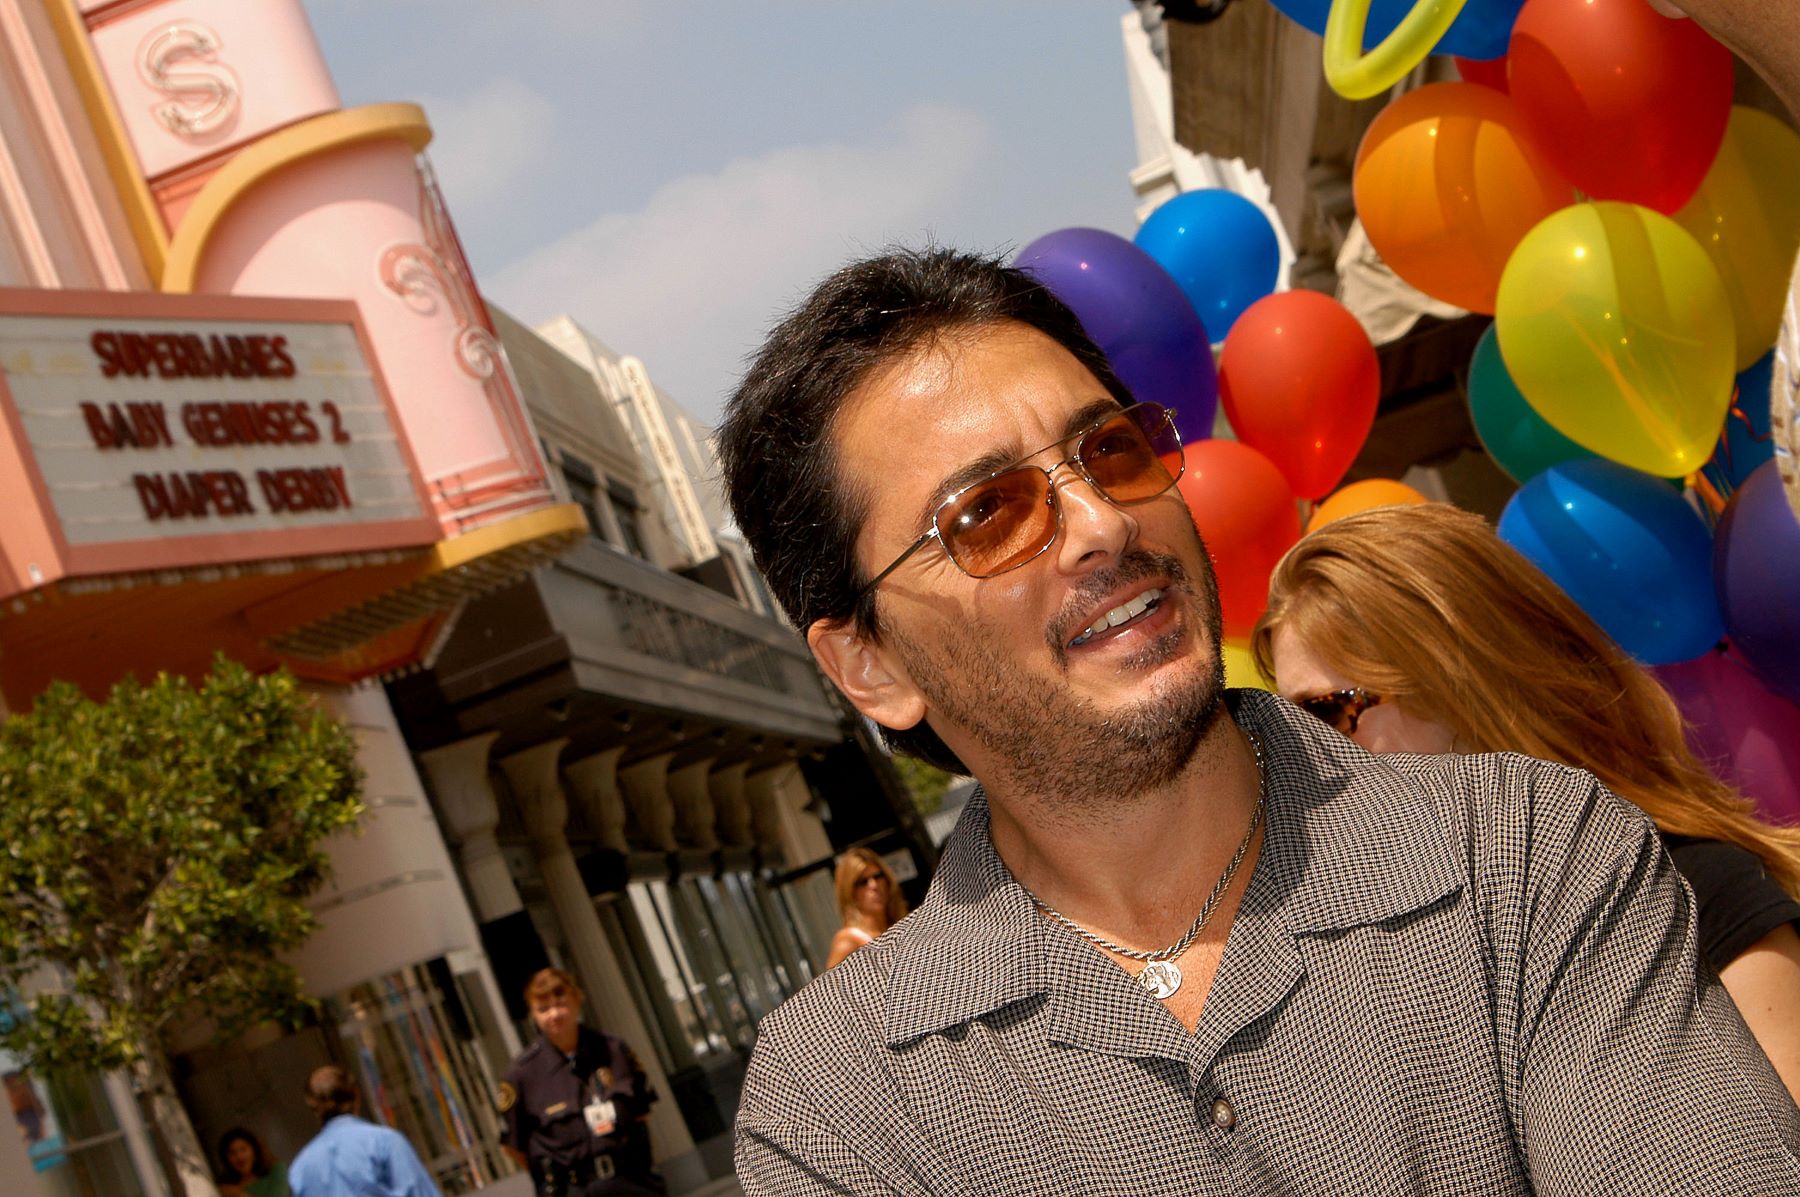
<box><xmin>629</xmin><ymin>881</ymin><xmax>735</xmax><ymax>1059</ymax></box>
<box><xmin>324</xmin><ymin>961</ymin><xmax>517</xmax><ymax>1196</ymax></box>
<box><xmin>1</xmin><ymin>1001</ymin><xmax>146</xmax><ymax>1197</ymax></box>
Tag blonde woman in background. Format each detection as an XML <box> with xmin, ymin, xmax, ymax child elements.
<box><xmin>1252</xmin><ymin>503</ymin><xmax>1800</xmax><ymax>1101</ymax></box>
<box><xmin>826</xmin><ymin>846</ymin><xmax>909</xmax><ymax>968</ymax></box>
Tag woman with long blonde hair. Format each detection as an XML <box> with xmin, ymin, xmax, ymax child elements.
<box><xmin>1252</xmin><ymin>502</ymin><xmax>1800</xmax><ymax>1100</ymax></box>
<box><xmin>826</xmin><ymin>846</ymin><xmax>909</xmax><ymax>968</ymax></box>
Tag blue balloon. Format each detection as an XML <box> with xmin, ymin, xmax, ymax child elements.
<box><xmin>1134</xmin><ymin>190</ymin><xmax>1280</xmax><ymax>341</ymax></box>
<box><xmin>1015</xmin><ymin>227</ymin><xmax>1218</xmax><ymax>444</ymax></box>
<box><xmin>1700</xmin><ymin>351</ymin><xmax>1776</xmax><ymax>494</ymax></box>
<box><xmin>1268</xmin><ymin>0</ymin><xmax>1525</xmax><ymax>61</ymax></box>
<box><xmin>1497</xmin><ymin>459</ymin><xmax>1723</xmax><ymax>665</ymax></box>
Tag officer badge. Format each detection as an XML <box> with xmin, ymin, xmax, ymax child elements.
<box><xmin>497</xmin><ymin>1082</ymin><xmax>516</xmax><ymax>1113</ymax></box>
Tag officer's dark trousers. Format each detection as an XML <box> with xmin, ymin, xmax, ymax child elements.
<box><xmin>573</xmin><ymin>1178</ymin><xmax>665</xmax><ymax>1197</ymax></box>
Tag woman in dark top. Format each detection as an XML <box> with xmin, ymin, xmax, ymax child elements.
<box><xmin>1252</xmin><ymin>503</ymin><xmax>1800</xmax><ymax>1100</ymax></box>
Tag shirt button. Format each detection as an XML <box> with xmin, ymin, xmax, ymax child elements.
<box><xmin>1211</xmin><ymin>1098</ymin><xmax>1236</xmax><ymax>1131</ymax></box>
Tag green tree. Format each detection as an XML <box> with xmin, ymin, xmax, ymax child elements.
<box><xmin>891</xmin><ymin>754</ymin><xmax>953</xmax><ymax>818</ymax></box>
<box><xmin>0</xmin><ymin>657</ymin><xmax>363</xmax><ymax>1197</ymax></box>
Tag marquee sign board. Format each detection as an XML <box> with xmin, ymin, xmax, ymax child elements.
<box><xmin>0</xmin><ymin>289</ymin><xmax>437</xmax><ymax>599</ymax></box>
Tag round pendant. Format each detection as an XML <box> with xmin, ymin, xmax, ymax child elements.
<box><xmin>1137</xmin><ymin>960</ymin><xmax>1183</xmax><ymax>999</ymax></box>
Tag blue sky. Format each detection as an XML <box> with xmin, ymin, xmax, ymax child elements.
<box><xmin>304</xmin><ymin>1</ymin><xmax>1141</xmax><ymax>423</ymax></box>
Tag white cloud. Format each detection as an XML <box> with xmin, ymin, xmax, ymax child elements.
<box><xmin>486</xmin><ymin>103</ymin><xmax>992</xmax><ymax>422</ymax></box>
<box><xmin>416</xmin><ymin>77</ymin><xmax>556</xmax><ymax>218</ymax></box>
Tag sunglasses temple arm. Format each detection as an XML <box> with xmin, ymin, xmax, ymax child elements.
<box><xmin>858</xmin><ymin>529</ymin><xmax>937</xmax><ymax>598</ymax></box>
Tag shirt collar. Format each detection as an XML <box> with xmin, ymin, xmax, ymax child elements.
<box><xmin>881</xmin><ymin>688</ymin><xmax>1462</xmax><ymax>1046</ymax></box>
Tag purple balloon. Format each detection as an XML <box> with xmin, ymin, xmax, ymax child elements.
<box><xmin>1015</xmin><ymin>227</ymin><xmax>1218</xmax><ymax>444</ymax></box>
<box><xmin>1714</xmin><ymin>461</ymin><xmax>1800</xmax><ymax>705</ymax></box>
<box><xmin>1654</xmin><ymin>647</ymin><xmax>1800</xmax><ymax>826</ymax></box>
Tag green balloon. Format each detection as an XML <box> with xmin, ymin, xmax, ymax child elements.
<box><xmin>1468</xmin><ymin>325</ymin><xmax>1597</xmax><ymax>484</ymax></box>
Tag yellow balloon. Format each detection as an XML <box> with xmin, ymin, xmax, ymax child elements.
<box><xmin>1222</xmin><ymin>638</ymin><xmax>1273</xmax><ymax>692</ymax></box>
<box><xmin>1675</xmin><ymin>107</ymin><xmax>1800</xmax><ymax>371</ymax></box>
<box><xmin>1324</xmin><ymin>0</ymin><xmax>1470</xmax><ymax>100</ymax></box>
<box><xmin>1495</xmin><ymin>202</ymin><xmax>1735</xmax><ymax>478</ymax></box>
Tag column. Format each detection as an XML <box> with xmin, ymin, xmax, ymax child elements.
<box><xmin>748</xmin><ymin>762</ymin><xmax>841</xmax><ymax>960</ymax></box>
<box><xmin>563</xmin><ymin>746</ymin><xmax>629</xmax><ymax>854</ymax></box>
<box><xmin>294</xmin><ymin>686</ymin><xmax>484</xmax><ymax>995</ymax></box>
<box><xmin>746</xmin><ymin>761</ymin><xmax>834</xmax><ymax>868</ymax></box>
<box><xmin>418</xmin><ymin>731</ymin><xmax>524</xmax><ymax>1058</ymax></box>
<box><xmin>419</xmin><ymin>732</ymin><xmax>517</xmax><ymax>921</ymax></box>
<box><xmin>499</xmin><ymin>742</ymin><xmax>696</xmax><ymax>1160</ymax></box>
<box><xmin>617</xmin><ymin>751</ymin><xmax>678</xmax><ymax>851</ymax></box>
<box><xmin>709</xmin><ymin>761</ymin><xmax>754</xmax><ymax>848</ymax></box>
<box><xmin>666</xmin><ymin>758</ymin><xmax>719</xmax><ymax>851</ymax></box>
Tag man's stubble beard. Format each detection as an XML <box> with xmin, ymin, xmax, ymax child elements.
<box><xmin>888</xmin><ymin>545</ymin><xmax>1227</xmax><ymax>817</ymax></box>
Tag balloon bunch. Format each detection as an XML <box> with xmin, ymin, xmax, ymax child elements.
<box><xmin>1013</xmin><ymin>0</ymin><xmax>1800</xmax><ymax>815</ymax></box>
<box><xmin>1264</xmin><ymin>0</ymin><xmax>1800</xmax><ymax>818</ymax></box>
<box><xmin>1016</xmin><ymin>214</ymin><xmax>1388</xmax><ymax>651</ymax></box>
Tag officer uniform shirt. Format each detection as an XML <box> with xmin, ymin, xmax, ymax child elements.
<box><xmin>499</xmin><ymin>1026</ymin><xmax>656</xmax><ymax>1177</ymax></box>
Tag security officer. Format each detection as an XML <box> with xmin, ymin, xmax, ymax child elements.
<box><xmin>499</xmin><ymin>968</ymin><xmax>665</xmax><ymax>1197</ymax></box>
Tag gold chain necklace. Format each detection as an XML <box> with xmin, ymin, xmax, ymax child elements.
<box><xmin>1025</xmin><ymin>731</ymin><xmax>1266</xmax><ymax>1000</ymax></box>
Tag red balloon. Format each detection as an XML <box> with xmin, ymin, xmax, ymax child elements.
<box><xmin>1218</xmin><ymin>291</ymin><xmax>1380</xmax><ymax>500</ymax></box>
<box><xmin>1454</xmin><ymin>55</ymin><xmax>1508</xmax><ymax>92</ymax></box>
<box><xmin>1176</xmin><ymin>439</ymin><xmax>1302</xmax><ymax>637</ymax></box>
<box><xmin>1508</xmin><ymin>0</ymin><xmax>1733</xmax><ymax>214</ymax></box>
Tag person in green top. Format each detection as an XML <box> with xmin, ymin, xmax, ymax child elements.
<box><xmin>217</xmin><ymin>1126</ymin><xmax>290</xmax><ymax>1197</ymax></box>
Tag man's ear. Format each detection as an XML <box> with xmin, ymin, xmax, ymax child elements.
<box><xmin>807</xmin><ymin>616</ymin><xmax>927</xmax><ymax>731</ymax></box>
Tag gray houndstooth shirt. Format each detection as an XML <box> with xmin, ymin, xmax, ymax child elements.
<box><xmin>736</xmin><ymin>690</ymin><xmax>1800</xmax><ymax>1195</ymax></box>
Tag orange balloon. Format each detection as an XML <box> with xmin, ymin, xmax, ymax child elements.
<box><xmin>1305</xmin><ymin>478</ymin><xmax>1430</xmax><ymax>533</ymax></box>
<box><xmin>1354</xmin><ymin>81</ymin><xmax>1574</xmax><ymax>314</ymax></box>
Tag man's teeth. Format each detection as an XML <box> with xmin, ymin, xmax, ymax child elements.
<box><xmin>1071</xmin><ymin>588</ymin><xmax>1163</xmax><ymax>646</ymax></box>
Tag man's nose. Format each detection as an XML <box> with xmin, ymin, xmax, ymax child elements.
<box><xmin>1050</xmin><ymin>465</ymin><xmax>1135</xmax><ymax>571</ymax></box>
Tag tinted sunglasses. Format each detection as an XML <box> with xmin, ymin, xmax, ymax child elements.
<box><xmin>1297</xmin><ymin>688</ymin><xmax>1384</xmax><ymax>735</ymax></box>
<box><xmin>859</xmin><ymin>402</ymin><xmax>1185</xmax><ymax>593</ymax></box>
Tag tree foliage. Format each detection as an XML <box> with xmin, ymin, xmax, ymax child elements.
<box><xmin>892</xmin><ymin>754</ymin><xmax>954</xmax><ymax>817</ymax></box>
<box><xmin>0</xmin><ymin>656</ymin><xmax>363</xmax><ymax>1074</ymax></box>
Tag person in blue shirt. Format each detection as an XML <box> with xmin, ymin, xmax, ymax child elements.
<box><xmin>288</xmin><ymin>1065</ymin><xmax>442</xmax><ymax>1197</ymax></box>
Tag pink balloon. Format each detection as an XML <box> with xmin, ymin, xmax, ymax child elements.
<box><xmin>1653</xmin><ymin>647</ymin><xmax>1800</xmax><ymax>826</ymax></box>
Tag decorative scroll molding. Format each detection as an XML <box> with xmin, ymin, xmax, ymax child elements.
<box><xmin>377</xmin><ymin>155</ymin><xmax>543</xmax><ymax>508</ymax></box>
<box><xmin>137</xmin><ymin>22</ymin><xmax>239</xmax><ymax>138</ymax></box>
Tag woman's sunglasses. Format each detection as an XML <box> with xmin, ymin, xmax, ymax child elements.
<box><xmin>859</xmin><ymin>402</ymin><xmax>1185</xmax><ymax>594</ymax></box>
<box><xmin>1297</xmin><ymin>687</ymin><xmax>1384</xmax><ymax>734</ymax></box>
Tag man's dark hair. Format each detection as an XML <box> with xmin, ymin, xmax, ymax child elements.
<box><xmin>304</xmin><ymin>1064</ymin><xmax>359</xmax><ymax>1123</ymax></box>
<box><xmin>718</xmin><ymin>247</ymin><xmax>1132</xmax><ymax>769</ymax></box>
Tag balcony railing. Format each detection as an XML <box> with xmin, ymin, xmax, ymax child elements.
<box><xmin>541</xmin><ymin>539</ymin><xmax>841</xmax><ymax>743</ymax></box>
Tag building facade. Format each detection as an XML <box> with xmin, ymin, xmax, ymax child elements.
<box><xmin>0</xmin><ymin>6</ymin><xmax>932</xmax><ymax>1194</ymax></box>
<box><xmin>0</xmin><ymin>2</ymin><xmax>581</xmax><ymax>1194</ymax></box>
<box><xmin>386</xmin><ymin>310</ymin><xmax>932</xmax><ymax>1188</ymax></box>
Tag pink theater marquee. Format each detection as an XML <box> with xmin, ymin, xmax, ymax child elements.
<box><xmin>0</xmin><ymin>289</ymin><xmax>438</xmax><ymax>601</ymax></box>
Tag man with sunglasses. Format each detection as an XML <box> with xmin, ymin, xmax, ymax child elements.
<box><xmin>718</xmin><ymin>248</ymin><xmax>1800</xmax><ymax>1195</ymax></box>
